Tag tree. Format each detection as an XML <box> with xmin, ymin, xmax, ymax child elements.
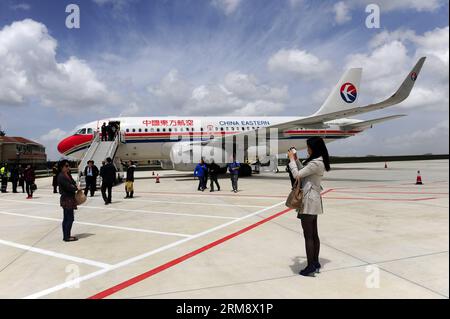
<box><xmin>0</xmin><ymin>127</ymin><xmax>5</xmax><ymax>136</ymax></box>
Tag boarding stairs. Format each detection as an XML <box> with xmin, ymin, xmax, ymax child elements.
<box><xmin>77</xmin><ymin>132</ymin><xmax>125</xmax><ymax>188</ymax></box>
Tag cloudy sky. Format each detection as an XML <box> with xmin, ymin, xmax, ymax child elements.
<box><xmin>0</xmin><ymin>0</ymin><xmax>448</xmax><ymax>160</ymax></box>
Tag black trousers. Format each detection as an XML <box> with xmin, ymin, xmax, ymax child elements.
<box><xmin>1</xmin><ymin>176</ymin><xmax>7</xmax><ymax>192</ymax></box>
<box><xmin>62</xmin><ymin>208</ymin><xmax>75</xmax><ymax>240</ymax></box>
<box><xmin>52</xmin><ymin>176</ymin><xmax>58</xmax><ymax>193</ymax></box>
<box><xmin>197</xmin><ymin>176</ymin><xmax>207</xmax><ymax>190</ymax></box>
<box><xmin>301</xmin><ymin>215</ymin><xmax>320</xmax><ymax>267</ymax></box>
<box><xmin>210</xmin><ymin>175</ymin><xmax>220</xmax><ymax>191</ymax></box>
<box><xmin>230</xmin><ymin>174</ymin><xmax>239</xmax><ymax>191</ymax></box>
<box><xmin>101</xmin><ymin>183</ymin><xmax>113</xmax><ymax>203</ymax></box>
<box><xmin>84</xmin><ymin>176</ymin><xmax>96</xmax><ymax>196</ymax></box>
<box><xmin>25</xmin><ymin>181</ymin><xmax>33</xmax><ymax>197</ymax></box>
<box><xmin>12</xmin><ymin>179</ymin><xmax>18</xmax><ymax>193</ymax></box>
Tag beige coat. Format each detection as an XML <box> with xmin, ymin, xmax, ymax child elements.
<box><xmin>289</xmin><ymin>157</ymin><xmax>325</xmax><ymax>215</ymax></box>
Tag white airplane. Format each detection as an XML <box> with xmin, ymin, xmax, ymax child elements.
<box><xmin>58</xmin><ymin>57</ymin><xmax>426</xmax><ymax>175</ymax></box>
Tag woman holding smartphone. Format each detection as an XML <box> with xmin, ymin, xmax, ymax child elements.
<box><xmin>287</xmin><ymin>137</ymin><xmax>331</xmax><ymax>276</ymax></box>
<box><xmin>57</xmin><ymin>160</ymin><xmax>79</xmax><ymax>242</ymax></box>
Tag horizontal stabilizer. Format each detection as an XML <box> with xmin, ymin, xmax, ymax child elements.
<box><xmin>341</xmin><ymin>115</ymin><xmax>406</xmax><ymax>130</ymax></box>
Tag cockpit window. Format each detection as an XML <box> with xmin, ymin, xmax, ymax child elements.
<box><xmin>87</xmin><ymin>128</ymin><xmax>93</xmax><ymax>134</ymax></box>
<box><xmin>76</xmin><ymin>128</ymin><xmax>87</xmax><ymax>135</ymax></box>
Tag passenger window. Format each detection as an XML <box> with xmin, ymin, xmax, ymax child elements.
<box><xmin>126</xmin><ymin>129</ymin><xmax>130</xmax><ymax>133</ymax></box>
<box><xmin>157</xmin><ymin>128</ymin><xmax>160</xmax><ymax>132</ymax></box>
<box><xmin>132</xmin><ymin>129</ymin><xmax>136</xmax><ymax>133</ymax></box>
<box><xmin>138</xmin><ymin>129</ymin><xmax>142</xmax><ymax>133</ymax></box>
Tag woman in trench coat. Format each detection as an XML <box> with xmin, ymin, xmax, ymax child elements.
<box><xmin>288</xmin><ymin>137</ymin><xmax>331</xmax><ymax>277</ymax></box>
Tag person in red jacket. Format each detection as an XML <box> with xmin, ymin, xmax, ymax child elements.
<box><xmin>24</xmin><ymin>164</ymin><xmax>36</xmax><ymax>199</ymax></box>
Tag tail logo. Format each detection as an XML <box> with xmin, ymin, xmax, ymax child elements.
<box><xmin>340</xmin><ymin>82</ymin><xmax>358</xmax><ymax>103</ymax></box>
<box><xmin>411</xmin><ymin>72</ymin><xmax>417</xmax><ymax>81</ymax></box>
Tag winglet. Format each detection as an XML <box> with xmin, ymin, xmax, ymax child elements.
<box><xmin>390</xmin><ymin>57</ymin><xmax>426</xmax><ymax>103</ymax></box>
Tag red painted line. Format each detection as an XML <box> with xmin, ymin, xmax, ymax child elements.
<box><xmin>332</xmin><ymin>190</ymin><xmax>449</xmax><ymax>195</ymax></box>
<box><xmin>324</xmin><ymin>196</ymin><xmax>437</xmax><ymax>202</ymax></box>
<box><xmin>321</xmin><ymin>188</ymin><xmax>335</xmax><ymax>196</ymax></box>
<box><xmin>87</xmin><ymin>207</ymin><xmax>293</xmax><ymax>299</ymax></box>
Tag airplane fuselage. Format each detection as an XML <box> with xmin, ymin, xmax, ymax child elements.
<box><xmin>58</xmin><ymin>116</ymin><xmax>363</xmax><ymax>161</ymax></box>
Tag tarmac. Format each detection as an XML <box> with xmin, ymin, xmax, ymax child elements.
<box><xmin>0</xmin><ymin>159</ymin><xmax>448</xmax><ymax>299</ymax></box>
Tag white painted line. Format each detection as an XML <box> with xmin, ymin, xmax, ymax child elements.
<box><xmin>24</xmin><ymin>201</ymin><xmax>285</xmax><ymax>299</ymax></box>
<box><xmin>27</xmin><ymin>193</ymin><xmax>267</xmax><ymax>209</ymax></box>
<box><xmin>0</xmin><ymin>239</ymin><xmax>112</xmax><ymax>269</ymax></box>
<box><xmin>93</xmin><ymin>198</ymin><xmax>267</xmax><ymax>209</ymax></box>
<box><xmin>0</xmin><ymin>199</ymin><xmax>239</xmax><ymax>220</ymax></box>
<box><xmin>0</xmin><ymin>211</ymin><xmax>191</xmax><ymax>238</ymax></box>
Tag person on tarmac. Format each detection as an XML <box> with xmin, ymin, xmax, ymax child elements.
<box><xmin>57</xmin><ymin>159</ymin><xmax>79</xmax><ymax>242</ymax></box>
<box><xmin>10</xmin><ymin>165</ymin><xmax>20</xmax><ymax>193</ymax></box>
<box><xmin>52</xmin><ymin>163</ymin><xmax>59</xmax><ymax>194</ymax></box>
<box><xmin>208</xmin><ymin>160</ymin><xmax>221</xmax><ymax>192</ymax></box>
<box><xmin>287</xmin><ymin>137</ymin><xmax>330</xmax><ymax>277</ymax></box>
<box><xmin>24</xmin><ymin>164</ymin><xmax>35</xmax><ymax>199</ymax></box>
<box><xmin>123</xmin><ymin>160</ymin><xmax>136</xmax><ymax>199</ymax></box>
<box><xmin>228</xmin><ymin>157</ymin><xmax>240</xmax><ymax>193</ymax></box>
<box><xmin>0</xmin><ymin>163</ymin><xmax>8</xmax><ymax>193</ymax></box>
<box><xmin>84</xmin><ymin>160</ymin><xmax>99</xmax><ymax>197</ymax></box>
<box><xmin>19</xmin><ymin>165</ymin><xmax>25</xmax><ymax>193</ymax></box>
<box><xmin>194</xmin><ymin>159</ymin><xmax>208</xmax><ymax>192</ymax></box>
<box><xmin>100</xmin><ymin>157</ymin><xmax>116</xmax><ymax>205</ymax></box>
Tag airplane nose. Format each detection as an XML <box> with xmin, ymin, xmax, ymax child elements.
<box><xmin>57</xmin><ymin>136</ymin><xmax>73</xmax><ymax>155</ymax></box>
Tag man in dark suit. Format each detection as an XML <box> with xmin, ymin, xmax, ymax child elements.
<box><xmin>101</xmin><ymin>122</ymin><xmax>107</xmax><ymax>141</ymax></box>
<box><xmin>84</xmin><ymin>160</ymin><xmax>99</xmax><ymax>197</ymax></box>
<box><xmin>100</xmin><ymin>157</ymin><xmax>116</xmax><ymax>205</ymax></box>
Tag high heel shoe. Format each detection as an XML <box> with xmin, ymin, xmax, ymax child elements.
<box><xmin>299</xmin><ymin>265</ymin><xmax>317</xmax><ymax>277</ymax></box>
<box><xmin>314</xmin><ymin>262</ymin><xmax>321</xmax><ymax>273</ymax></box>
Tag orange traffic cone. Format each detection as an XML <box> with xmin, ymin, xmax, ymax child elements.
<box><xmin>155</xmin><ymin>174</ymin><xmax>160</xmax><ymax>184</ymax></box>
<box><xmin>416</xmin><ymin>171</ymin><xmax>423</xmax><ymax>185</ymax></box>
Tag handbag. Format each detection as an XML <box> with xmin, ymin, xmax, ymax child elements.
<box><xmin>75</xmin><ymin>189</ymin><xmax>87</xmax><ymax>205</ymax></box>
<box><xmin>31</xmin><ymin>183</ymin><xmax>37</xmax><ymax>191</ymax></box>
<box><xmin>285</xmin><ymin>178</ymin><xmax>303</xmax><ymax>210</ymax></box>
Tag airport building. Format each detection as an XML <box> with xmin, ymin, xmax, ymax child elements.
<box><xmin>0</xmin><ymin>136</ymin><xmax>47</xmax><ymax>166</ymax></box>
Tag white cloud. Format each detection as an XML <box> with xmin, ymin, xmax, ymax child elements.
<box><xmin>148</xmin><ymin>70</ymin><xmax>288</xmax><ymax>116</ymax></box>
<box><xmin>333</xmin><ymin>1</ymin><xmax>351</xmax><ymax>25</ymax></box>
<box><xmin>212</xmin><ymin>0</ymin><xmax>242</xmax><ymax>15</ymax></box>
<box><xmin>38</xmin><ymin>128</ymin><xmax>68</xmax><ymax>160</ymax></box>
<box><xmin>39</xmin><ymin>128</ymin><xmax>67</xmax><ymax>142</ymax></box>
<box><xmin>384</xmin><ymin>120</ymin><xmax>449</xmax><ymax>154</ymax></box>
<box><xmin>11</xmin><ymin>3</ymin><xmax>31</xmax><ymax>10</ymax></box>
<box><xmin>268</xmin><ymin>49</ymin><xmax>331</xmax><ymax>78</ymax></box>
<box><xmin>92</xmin><ymin>0</ymin><xmax>133</xmax><ymax>9</ymax></box>
<box><xmin>0</xmin><ymin>19</ymin><xmax>116</xmax><ymax>111</ymax></box>
<box><xmin>148</xmin><ymin>69</ymin><xmax>192</xmax><ymax>109</ymax></box>
<box><xmin>223</xmin><ymin>72</ymin><xmax>288</xmax><ymax>102</ymax></box>
<box><xmin>346</xmin><ymin>26</ymin><xmax>449</xmax><ymax>111</ymax></box>
<box><xmin>354</xmin><ymin>0</ymin><xmax>444</xmax><ymax>12</ymax></box>
<box><xmin>288</xmin><ymin>0</ymin><xmax>304</xmax><ymax>7</ymax></box>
